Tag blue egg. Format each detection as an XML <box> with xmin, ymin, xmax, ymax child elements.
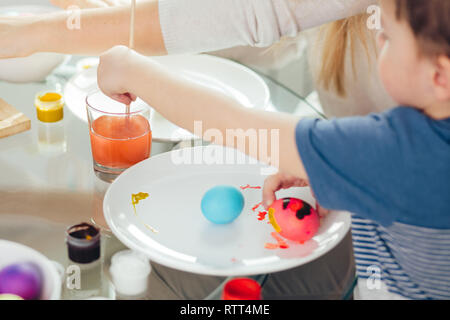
<box><xmin>201</xmin><ymin>185</ymin><xmax>245</xmax><ymax>224</ymax></box>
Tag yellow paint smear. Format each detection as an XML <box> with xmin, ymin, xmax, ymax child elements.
<box><xmin>132</xmin><ymin>192</ymin><xmax>149</xmax><ymax>215</ymax></box>
<box><xmin>131</xmin><ymin>192</ymin><xmax>159</xmax><ymax>234</ymax></box>
<box><xmin>143</xmin><ymin>223</ymin><xmax>159</xmax><ymax>234</ymax></box>
<box><xmin>268</xmin><ymin>208</ymin><xmax>281</xmax><ymax>233</ymax></box>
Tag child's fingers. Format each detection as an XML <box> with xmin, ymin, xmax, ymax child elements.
<box><xmin>112</xmin><ymin>93</ymin><xmax>134</xmax><ymax>105</ymax></box>
<box><xmin>282</xmin><ymin>177</ymin><xmax>309</xmax><ymax>188</ymax></box>
<box><xmin>263</xmin><ymin>174</ymin><xmax>311</xmax><ymax>209</ymax></box>
<box><xmin>262</xmin><ymin>174</ymin><xmax>283</xmax><ymax>209</ymax></box>
<box><xmin>123</xmin><ymin>92</ymin><xmax>137</xmax><ymax>102</ymax></box>
<box><xmin>316</xmin><ymin>203</ymin><xmax>331</xmax><ymax>219</ymax></box>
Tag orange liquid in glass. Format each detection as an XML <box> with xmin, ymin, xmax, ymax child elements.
<box><xmin>90</xmin><ymin>115</ymin><xmax>152</xmax><ymax>168</ymax></box>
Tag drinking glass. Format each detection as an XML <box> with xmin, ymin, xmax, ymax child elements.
<box><xmin>86</xmin><ymin>91</ymin><xmax>152</xmax><ymax>182</ymax></box>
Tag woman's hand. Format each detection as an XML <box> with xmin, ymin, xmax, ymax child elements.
<box><xmin>262</xmin><ymin>172</ymin><xmax>330</xmax><ymax>218</ymax></box>
<box><xmin>98</xmin><ymin>45</ymin><xmax>139</xmax><ymax>105</ymax></box>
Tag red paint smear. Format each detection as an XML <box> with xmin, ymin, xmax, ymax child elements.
<box><xmin>264</xmin><ymin>232</ymin><xmax>290</xmax><ymax>250</ymax></box>
<box><xmin>257</xmin><ymin>211</ymin><xmax>268</xmax><ymax>221</ymax></box>
<box><xmin>264</xmin><ymin>243</ymin><xmax>278</xmax><ymax>249</ymax></box>
<box><xmin>252</xmin><ymin>202</ymin><xmax>262</xmax><ymax>212</ymax></box>
<box><xmin>240</xmin><ymin>184</ymin><xmax>262</xmax><ymax>190</ymax></box>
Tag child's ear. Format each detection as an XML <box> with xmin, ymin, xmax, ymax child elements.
<box><xmin>433</xmin><ymin>55</ymin><xmax>450</xmax><ymax>101</ymax></box>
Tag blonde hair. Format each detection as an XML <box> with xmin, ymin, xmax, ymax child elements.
<box><xmin>264</xmin><ymin>2</ymin><xmax>375</xmax><ymax>98</ymax></box>
<box><xmin>280</xmin><ymin>0</ymin><xmax>375</xmax><ymax>97</ymax></box>
<box><xmin>317</xmin><ymin>14</ymin><xmax>373</xmax><ymax>97</ymax></box>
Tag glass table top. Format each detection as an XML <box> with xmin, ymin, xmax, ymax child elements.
<box><xmin>0</xmin><ymin>55</ymin><xmax>323</xmax><ymax>300</ymax></box>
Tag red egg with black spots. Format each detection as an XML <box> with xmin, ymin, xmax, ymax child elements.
<box><xmin>268</xmin><ymin>198</ymin><xmax>320</xmax><ymax>243</ymax></box>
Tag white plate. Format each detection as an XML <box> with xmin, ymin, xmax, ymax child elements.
<box><xmin>104</xmin><ymin>146</ymin><xmax>351</xmax><ymax>276</ymax></box>
<box><xmin>64</xmin><ymin>54</ymin><xmax>270</xmax><ymax>143</ymax></box>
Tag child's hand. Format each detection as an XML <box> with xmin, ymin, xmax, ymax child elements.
<box><xmin>262</xmin><ymin>172</ymin><xmax>309</xmax><ymax>209</ymax></box>
<box><xmin>98</xmin><ymin>45</ymin><xmax>138</xmax><ymax>105</ymax></box>
<box><xmin>262</xmin><ymin>172</ymin><xmax>330</xmax><ymax>218</ymax></box>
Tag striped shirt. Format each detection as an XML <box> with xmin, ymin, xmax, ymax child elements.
<box><xmin>352</xmin><ymin>216</ymin><xmax>450</xmax><ymax>299</ymax></box>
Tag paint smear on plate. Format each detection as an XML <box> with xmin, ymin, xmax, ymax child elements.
<box><xmin>264</xmin><ymin>232</ymin><xmax>289</xmax><ymax>250</ymax></box>
<box><xmin>252</xmin><ymin>202</ymin><xmax>263</xmax><ymax>212</ymax></box>
<box><xmin>257</xmin><ymin>211</ymin><xmax>268</xmax><ymax>221</ymax></box>
<box><xmin>240</xmin><ymin>184</ymin><xmax>261</xmax><ymax>190</ymax></box>
<box><xmin>132</xmin><ymin>192</ymin><xmax>149</xmax><ymax>215</ymax></box>
<box><xmin>143</xmin><ymin>223</ymin><xmax>159</xmax><ymax>234</ymax></box>
<box><xmin>131</xmin><ymin>192</ymin><xmax>158</xmax><ymax>233</ymax></box>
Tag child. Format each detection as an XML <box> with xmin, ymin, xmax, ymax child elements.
<box><xmin>97</xmin><ymin>0</ymin><xmax>450</xmax><ymax>299</ymax></box>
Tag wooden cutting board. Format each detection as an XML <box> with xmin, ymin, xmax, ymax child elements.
<box><xmin>0</xmin><ymin>98</ymin><xmax>31</xmax><ymax>139</ymax></box>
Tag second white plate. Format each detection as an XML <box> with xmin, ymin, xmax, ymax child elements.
<box><xmin>64</xmin><ymin>54</ymin><xmax>270</xmax><ymax>142</ymax></box>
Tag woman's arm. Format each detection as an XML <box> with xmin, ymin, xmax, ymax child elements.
<box><xmin>1</xmin><ymin>0</ymin><xmax>374</xmax><ymax>58</ymax></box>
<box><xmin>0</xmin><ymin>0</ymin><xmax>165</xmax><ymax>58</ymax></box>
<box><xmin>98</xmin><ymin>46</ymin><xmax>307</xmax><ymax>178</ymax></box>
<box><xmin>159</xmin><ymin>0</ymin><xmax>376</xmax><ymax>54</ymax></box>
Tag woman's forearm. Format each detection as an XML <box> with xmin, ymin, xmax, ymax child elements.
<box><xmin>13</xmin><ymin>0</ymin><xmax>165</xmax><ymax>56</ymax></box>
<box><xmin>128</xmin><ymin>56</ymin><xmax>307</xmax><ymax>178</ymax></box>
<box><xmin>2</xmin><ymin>0</ymin><xmax>375</xmax><ymax>58</ymax></box>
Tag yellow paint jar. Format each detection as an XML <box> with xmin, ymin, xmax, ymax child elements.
<box><xmin>35</xmin><ymin>91</ymin><xmax>64</xmax><ymax>123</ymax></box>
<box><xmin>35</xmin><ymin>91</ymin><xmax>67</xmax><ymax>153</ymax></box>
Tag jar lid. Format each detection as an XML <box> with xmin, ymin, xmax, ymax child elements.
<box><xmin>35</xmin><ymin>91</ymin><xmax>64</xmax><ymax>123</ymax></box>
<box><xmin>110</xmin><ymin>250</ymin><xmax>151</xmax><ymax>277</ymax></box>
<box><xmin>222</xmin><ymin>278</ymin><xmax>262</xmax><ymax>300</ymax></box>
<box><xmin>109</xmin><ymin>250</ymin><xmax>151</xmax><ymax>297</ymax></box>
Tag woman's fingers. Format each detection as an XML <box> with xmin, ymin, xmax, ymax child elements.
<box><xmin>50</xmin><ymin>0</ymin><xmax>134</xmax><ymax>9</ymax></box>
<box><xmin>103</xmin><ymin>0</ymin><xmax>130</xmax><ymax>6</ymax></box>
<box><xmin>50</xmin><ymin>0</ymin><xmax>109</xmax><ymax>9</ymax></box>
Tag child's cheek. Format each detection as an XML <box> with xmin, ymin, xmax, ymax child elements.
<box><xmin>378</xmin><ymin>51</ymin><xmax>399</xmax><ymax>103</ymax></box>
<box><xmin>378</xmin><ymin>52</ymin><xmax>390</xmax><ymax>88</ymax></box>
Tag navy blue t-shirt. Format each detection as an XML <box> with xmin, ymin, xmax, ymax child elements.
<box><xmin>295</xmin><ymin>107</ymin><xmax>450</xmax><ymax>229</ymax></box>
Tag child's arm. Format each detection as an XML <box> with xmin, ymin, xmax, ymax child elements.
<box><xmin>97</xmin><ymin>46</ymin><xmax>308</xmax><ymax>179</ymax></box>
<box><xmin>99</xmin><ymin>46</ymin><xmax>429</xmax><ymax>226</ymax></box>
